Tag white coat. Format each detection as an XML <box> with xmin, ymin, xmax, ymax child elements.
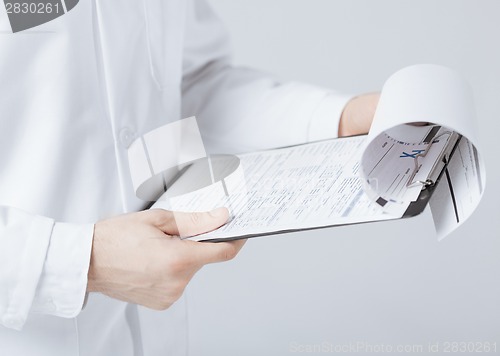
<box><xmin>0</xmin><ymin>0</ymin><xmax>350</xmax><ymax>354</ymax></box>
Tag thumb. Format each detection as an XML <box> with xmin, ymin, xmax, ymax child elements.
<box><xmin>170</xmin><ymin>207</ymin><xmax>229</xmax><ymax>237</ymax></box>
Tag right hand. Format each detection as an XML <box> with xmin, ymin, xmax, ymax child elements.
<box><xmin>87</xmin><ymin>207</ymin><xmax>245</xmax><ymax>310</ymax></box>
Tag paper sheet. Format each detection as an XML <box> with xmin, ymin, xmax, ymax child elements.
<box><xmin>428</xmin><ymin>137</ymin><xmax>484</xmax><ymax>239</ymax></box>
<box><xmin>360</xmin><ymin>64</ymin><xmax>486</xmax><ymax>240</ymax></box>
<box><xmin>154</xmin><ymin>136</ymin><xmax>398</xmax><ymax>241</ymax></box>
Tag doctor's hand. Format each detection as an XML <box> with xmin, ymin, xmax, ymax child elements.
<box><xmin>87</xmin><ymin>208</ymin><xmax>244</xmax><ymax>310</ymax></box>
<box><xmin>338</xmin><ymin>93</ymin><xmax>380</xmax><ymax>137</ymax></box>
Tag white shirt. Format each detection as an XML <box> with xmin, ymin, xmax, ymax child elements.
<box><xmin>0</xmin><ymin>0</ymin><xmax>350</xmax><ymax>354</ymax></box>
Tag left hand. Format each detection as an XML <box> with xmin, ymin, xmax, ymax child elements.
<box><xmin>338</xmin><ymin>93</ymin><xmax>380</xmax><ymax>137</ymax></box>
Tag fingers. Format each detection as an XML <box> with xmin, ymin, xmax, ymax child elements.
<box><xmin>186</xmin><ymin>238</ymin><xmax>247</xmax><ymax>265</ymax></box>
<box><xmin>147</xmin><ymin>207</ymin><xmax>229</xmax><ymax>237</ymax></box>
<box><xmin>139</xmin><ymin>208</ymin><xmax>245</xmax><ymax>266</ymax></box>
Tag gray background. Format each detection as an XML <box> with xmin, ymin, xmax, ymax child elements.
<box><xmin>186</xmin><ymin>1</ymin><xmax>500</xmax><ymax>355</ymax></box>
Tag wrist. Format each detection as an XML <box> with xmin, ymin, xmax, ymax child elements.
<box><xmin>86</xmin><ymin>223</ymin><xmax>101</xmax><ymax>293</ymax></box>
<box><xmin>338</xmin><ymin>93</ymin><xmax>380</xmax><ymax>137</ymax></box>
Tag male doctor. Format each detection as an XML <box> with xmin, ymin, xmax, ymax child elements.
<box><xmin>0</xmin><ymin>0</ymin><xmax>378</xmax><ymax>355</ymax></box>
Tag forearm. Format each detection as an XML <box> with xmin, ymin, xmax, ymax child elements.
<box><xmin>338</xmin><ymin>93</ymin><xmax>380</xmax><ymax>137</ymax></box>
<box><xmin>182</xmin><ymin>63</ymin><xmax>354</xmax><ymax>153</ymax></box>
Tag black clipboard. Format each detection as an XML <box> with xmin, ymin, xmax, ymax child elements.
<box><xmin>202</xmin><ymin>132</ymin><xmax>462</xmax><ymax>242</ymax></box>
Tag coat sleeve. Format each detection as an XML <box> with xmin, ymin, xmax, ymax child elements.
<box><xmin>0</xmin><ymin>207</ymin><xmax>93</xmax><ymax>330</ymax></box>
<box><xmin>181</xmin><ymin>0</ymin><xmax>353</xmax><ymax>154</ymax></box>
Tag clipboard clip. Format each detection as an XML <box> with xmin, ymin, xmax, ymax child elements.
<box><xmin>408</xmin><ymin>131</ymin><xmax>462</xmax><ymax>190</ymax></box>
<box><xmin>412</xmin><ymin>179</ymin><xmax>435</xmax><ymax>187</ymax></box>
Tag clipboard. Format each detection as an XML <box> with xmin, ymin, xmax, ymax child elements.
<box><xmin>179</xmin><ymin>130</ymin><xmax>464</xmax><ymax>242</ymax></box>
<box><xmin>402</xmin><ymin>131</ymin><xmax>461</xmax><ymax>218</ymax></box>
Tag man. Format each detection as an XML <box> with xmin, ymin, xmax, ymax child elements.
<box><xmin>0</xmin><ymin>0</ymin><xmax>377</xmax><ymax>354</ymax></box>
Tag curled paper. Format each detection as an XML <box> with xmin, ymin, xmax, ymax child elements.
<box><xmin>127</xmin><ymin>116</ymin><xmax>246</xmax><ymax>203</ymax></box>
<box><xmin>360</xmin><ymin>64</ymin><xmax>486</xmax><ymax>239</ymax></box>
<box><xmin>127</xmin><ymin>117</ymin><xmax>209</xmax><ymax>202</ymax></box>
<box><xmin>126</xmin><ymin>117</ymin><xmax>248</xmax><ymax>236</ymax></box>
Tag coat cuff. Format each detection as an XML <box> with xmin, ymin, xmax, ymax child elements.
<box><xmin>0</xmin><ymin>214</ymin><xmax>54</xmax><ymax>330</ymax></box>
<box><xmin>30</xmin><ymin>222</ymin><xmax>94</xmax><ymax>320</ymax></box>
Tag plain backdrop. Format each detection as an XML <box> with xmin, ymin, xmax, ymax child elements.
<box><xmin>186</xmin><ymin>1</ymin><xmax>500</xmax><ymax>355</ymax></box>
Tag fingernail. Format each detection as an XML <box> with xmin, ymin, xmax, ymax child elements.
<box><xmin>209</xmin><ymin>207</ymin><xmax>228</xmax><ymax>218</ymax></box>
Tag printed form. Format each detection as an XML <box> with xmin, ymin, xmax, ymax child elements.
<box><xmin>156</xmin><ymin>136</ymin><xmax>396</xmax><ymax>241</ymax></box>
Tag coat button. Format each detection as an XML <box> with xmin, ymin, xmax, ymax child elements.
<box><xmin>119</xmin><ymin>127</ymin><xmax>137</xmax><ymax>148</ymax></box>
